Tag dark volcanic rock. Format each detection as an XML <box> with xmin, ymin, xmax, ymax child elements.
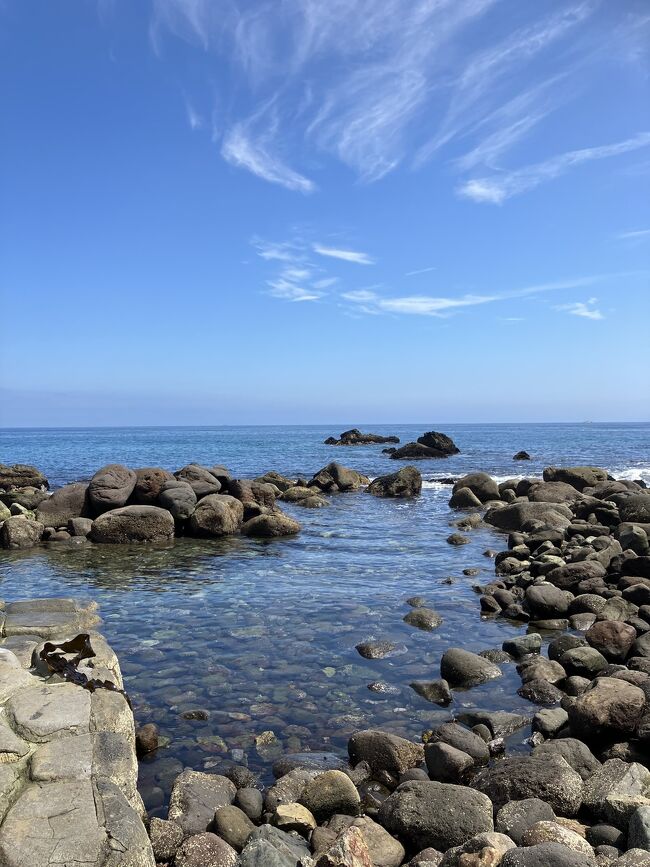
<box><xmin>485</xmin><ymin>502</ymin><xmax>573</xmax><ymax>532</ymax></box>
<box><xmin>416</xmin><ymin>431</ymin><xmax>460</xmax><ymax>454</ymax></box>
<box><xmin>567</xmin><ymin>677</ymin><xmax>646</xmax><ymax>741</ymax></box>
<box><xmin>500</xmin><ymin>842</ymin><xmax>594</xmax><ymax>867</ymax></box>
<box><xmin>542</xmin><ymin>466</ymin><xmax>609</xmax><ymax>491</ymax></box>
<box><xmin>367</xmin><ymin>466</ymin><xmax>422</xmax><ymax>498</ymax></box>
<box><xmin>36</xmin><ymin>483</ymin><xmax>90</xmax><ymax>526</ymax></box>
<box><xmin>472</xmin><ymin>755</ymin><xmax>584</xmax><ymax>815</ymax></box>
<box><xmin>325</xmin><ymin>428</ymin><xmax>400</xmax><ymax>445</ymax></box>
<box><xmin>310</xmin><ymin>462</ymin><xmax>368</xmax><ymax>492</ymax></box>
<box><xmin>440</xmin><ymin>648</ymin><xmax>502</xmax><ymax>688</ymax></box>
<box><xmin>348</xmin><ymin>730</ymin><xmax>424</xmax><ymax>777</ymax></box>
<box><xmin>452</xmin><ymin>473</ymin><xmax>499</xmax><ymax>504</ymax></box>
<box><xmin>378</xmin><ymin>781</ymin><xmax>493</xmax><ymax>852</ymax></box>
<box><xmin>513</xmin><ymin>451</ymin><xmax>531</xmax><ymax>461</ymax></box>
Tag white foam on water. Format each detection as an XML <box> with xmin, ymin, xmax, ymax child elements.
<box><xmin>610</xmin><ymin>464</ymin><xmax>650</xmax><ymax>485</ymax></box>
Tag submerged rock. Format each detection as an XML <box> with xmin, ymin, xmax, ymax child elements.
<box><xmin>440</xmin><ymin>648</ymin><xmax>502</xmax><ymax>688</ymax></box>
<box><xmin>90</xmin><ymin>505</ymin><xmax>174</xmax><ymax>543</ymax></box>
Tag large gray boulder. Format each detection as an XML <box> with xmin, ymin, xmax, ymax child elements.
<box><xmin>157</xmin><ymin>480</ymin><xmax>197</xmax><ymax>521</ymax></box>
<box><xmin>348</xmin><ymin>730</ymin><xmax>424</xmax><ymax>776</ymax></box>
<box><xmin>501</xmin><ymin>842</ymin><xmax>595</xmax><ymax>866</ymax></box>
<box><xmin>485</xmin><ymin>502</ymin><xmax>573</xmax><ymax>531</ymax></box>
<box><xmin>36</xmin><ymin>483</ymin><xmax>90</xmax><ymax>527</ymax></box>
<box><xmin>416</xmin><ymin>431</ymin><xmax>460</xmax><ymax>454</ymax></box>
<box><xmin>90</xmin><ymin>505</ymin><xmax>174</xmax><ymax>543</ymax></box>
<box><xmin>309</xmin><ymin>463</ymin><xmax>368</xmax><ymax>492</ymax></box>
<box><xmin>242</xmin><ymin>513</ymin><xmax>301</xmax><ymax>537</ymax></box>
<box><xmin>367</xmin><ymin>467</ymin><xmax>422</xmax><ymax>498</ymax></box>
<box><xmin>378</xmin><ymin>781</ymin><xmax>493</xmax><ymax>851</ymax></box>
<box><xmin>525</xmin><ymin>584</ymin><xmax>571</xmax><ymax>618</ymax></box>
<box><xmin>88</xmin><ymin>464</ymin><xmax>137</xmax><ymax>514</ymax></box>
<box><xmin>582</xmin><ymin>758</ymin><xmax>650</xmax><ymax>827</ymax></box>
<box><xmin>440</xmin><ymin>648</ymin><xmax>501</xmax><ymax>688</ymax></box>
<box><xmin>567</xmin><ymin>677</ymin><xmax>646</xmax><ymax>741</ymax></box>
<box><xmin>174</xmin><ymin>465</ymin><xmax>221</xmax><ymax>499</ymax></box>
<box><xmin>472</xmin><ymin>756</ymin><xmax>584</xmax><ymax>815</ymax></box>
<box><xmin>0</xmin><ymin>516</ymin><xmax>44</xmax><ymax>549</ymax></box>
<box><xmin>189</xmin><ymin>494</ymin><xmax>243</xmax><ymax>537</ymax></box>
<box><xmin>532</xmin><ymin>739</ymin><xmax>601</xmax><ymax>781</ymax></box>
<box><xmin>620</xmin><ymin>495</ymin><xmax>650</xmax><ymax>524</ymax></box>
<box><xmin>543</xmin><ymin>466</ymin><xmax>609</xmax><ymax>491</ymax></box>
<box><xmin>452</xmin><ymin>473</ymin><xmax>499</xmax><ymax>503</ymax></box>
<box><xmin>527</xmin><ymin>481</ymin><xmax>581</xmax><ymax>503</ymax></box>
<box><xmin>167</xmin><ymin>770</ymin><xmax>236</xmax><ymax>835</ymax></box>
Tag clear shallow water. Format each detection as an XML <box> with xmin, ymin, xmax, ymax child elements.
<box><xmin>0</xmin><ymin>423</ymin><xmax>648</xmax><ymax>814</ymax></box>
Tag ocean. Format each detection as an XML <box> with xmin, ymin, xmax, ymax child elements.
<box><xmin>0</xmin><ymin>422</ymin><xmax>648</xmax><ymax>814</ymax></box>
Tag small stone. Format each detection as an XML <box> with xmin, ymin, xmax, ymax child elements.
<box><xmin>174</xmin><ymin>832</ymin><xmax>238</xmax><ymax>867</ymax></box>
<box><xmin>273</xmin><ymin>802</ymin><xmax>317</xmax><ymax>836</ymax></box>
<box><xmin>149</xmin><ymin>817</ymin><xmax>184</xmax><ymax>862</ymax></box>
<box><xmin>136</xmin><ymin>723</ymin><xmax>159</xmax><ymax>756</ymax></box>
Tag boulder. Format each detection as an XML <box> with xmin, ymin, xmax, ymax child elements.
<box><xmin>525</xmin><ymin>584</ymin><xmax>571</xmax><ymax>618</ymax></box>
<box><xmin>149</xmin><ymin>817</ymin><xmax>183</xmax><ymax>862</ymax></box>
<box><xmin>452</xmin><ymin>474</ymin><xmax>499</xmax><ymax>503</ymax></box>
<box><xmin>378</xmin><ymin>781</ymin><xmax>493</xmax><ymax>852</ymax></box>
<box><xmin>242</xmin><ymin>513</ymin><xmax>301</xmax><ymax>537</ymax></box>
<box><xmin>272</xmin><ymin>802</ymin><xmax>317</xmax><ymax>836</ymax></box>
<box><xmin>130</xmin><ymin>467</ymin><xmax>174</xmax><ymax>505</ymax></box>
<box><xmin>228</xmin><ymin>479</ymin><xmax>277</xmax><ymax>509</ymax></box>
<box><xmin>485</xmin><ymin>502</ymin><xmax>573</xmax><ymax>532</ymax></box>
<box><xmin>167</xmin><ymin>770</ymin><xmax>236</xmax><ymax>835</ymax></box>
<box><xmin>449</xmin><ymin>487</ymin><xmax>483</xmax><ymax>509</ymax></box>
<box><xmin>88</xmin><ymin>464</ymin><xmax>137</xmax><ymax>514</ymax></box>
<box><xmin>582</xmin><ymin>759</ymin><xmax>650</xmax><ymax>827</ymax></box>
<box><xmin>212</xmin><ymin>805</ymin><xmax>255</xmax><ymax>852</ymax></box>
<box><xmin>426</xmin><ymin>723</ymin><xmax>489</xmax><ymax>763</ymax></box>
<box><xmin>472</xmin><ymin>756</ymin><xmax>584</xmax><ymax>815</ymax></box>
<box><xmin>501</xmin><ymin>842</ymin><xmax>595</xmax><ymax>866</ymax></box>
<box><xmin>513</xmin><ymin>451</ymin><xmax>531</xmax><ymax>461</ymax></box>
<box><xmin>90</xmin><ymin>505</ymin><xmax>175</xmax><ymax>543</ymax></box>
<box><xmin>495</xmin><ymin>798</ymin><xmax>556</xmax><ymax>845</ymax></box>
<box><xmin>174</xmin><ymin>464</ymin><xmax>222</xmax><ymax>499</ymax></box>
<box><xmin>620</xmin><ymin>495</ymin><xmax>650</xmax><ymax>524</ymax></box>
<box><xmin>239</xmin><ymin>824</ymin><xmax>310</xmax><ymax>866</ymax></box>
<box><xmin>546</xmin><ymin>561</ymin><xmax>607</xmax><ymax>590</ymax></box>
<box><xmin>390</xmin><ymin>442</ymin><xmax>452</xmax><ymax>460</ymax></box>
<box><xmin>326</xmin><ymin>429</ymin><xmax>400</xmax><ymax>446</ymax></box>
<box><xmin>425</xmin><ymin>743</ymin><xmax>474</xmax><ymax>783</ymax></box>
<box><xmin>628</xmin><ymin>805</ymin><xmax>650</xmax><ymax>851</ymax></box>
<box><xmin>532</xmin><ymin>739</ymin><xmax>601</xmax><ymax>781</ymax></box>
<box><xmin>158</xmin><ymin>479</ymin><xmax>197</xmax><ymax>521</ymax></box>
<box><xmin>439</xmin><ymin>832</ymin><xmax>516</xmax><ymax>867</ymax></box>
<box><xmin>0</xmin><ymin>486</ymin><xmax>48</xmax><ymax>509</ymax></box>
<box><xmin>440</xmin><ymin>648</ymin><xmax>501</xmax><ymax>688</ymax></box>
<box><xmin>410</xmin><ymin>680</ymin><xmax>452</xmax><ymax>705</ymax></box>
<box><xmin>314</xmin><ymin>825</ymin><xmax>373</xmax><ymax>867</ymax></box>
<box><xmin>567</xmin><ymin>677</ymin><xmax>646</xmax><ymax>741</ymax></box>
<box><xmin>36</xmin><ymin>483</ymin><xmax>90</xmax><ymax>527</ymax></box>
<box><xmin>367</xmin><ymin>467</ymin><xmax>422</xmax><ymax>498</ymax></box>
<box><xmin>0</xmin><ymin>464</ymin><xmax>48</xmax><ymax>490</ymax></box>
<box><xmin>174</xmin><ymin>832</ymin><xmax>237</xmax><ymax>867</ymax></box>
<box><xmin>416</xmin><ymin>432</ymin><xmax>460</xmax><ymax>455</ymax></box>
<box><xmin>326</xmin><ymin>815</ymin><xmax>405</xmax><ymax>867</ymax></box>
<box><xmin>403</xmin><ymin>608</ymin><xmax>443</xmax><ymax>630</ymax></box>
<box><xmin>310</xmin><ymin>463</ymin><xmax>368</xmax><ymax>492</ymax></box>
<box><xmin>585</xmin><ymin>621</ymin><xmax>637</xmax><ymax>662</ymax></box>
<box><xmin>543</xmin><ymin>466</ymin><xmax>609</xmax><ymax>491</ymax></box>
<box><xmin>348</xmin><ymin>730</ymin><xmax>423</xmax><ymax>777</ymax></box>
<box><xmin>189</xmin><ymin>494</ymin><xmax>244</xmax><ymax>537</ymax></box>
<box><xmin>0</xmin><ymin>515</ymin><xmax>44</xmax><ymax>549</ymax></box>
<box><xmin>528</xmin><ymin>481</ymin><xmax>581</xmax><ymax>503</ymax></box>
<box><xmin>299</xmin><ymin>770</ymin><xmax>360</xmax><ymax>819</ymax></box>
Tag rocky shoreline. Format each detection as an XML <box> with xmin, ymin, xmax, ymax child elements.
<box><xmin>1</xmin><ymin>456</ymin><xmax>650</xmax><ymax>865</ymax></box>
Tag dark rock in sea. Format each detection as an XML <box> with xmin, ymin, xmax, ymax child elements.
<box><xmin>495</xmin><ymin>798</ymin><xmax>556</xmax><ymax>845</ymax></box>
<box><xmin>36</xmin><ymin>482</ymin><xmax>91</xmax><ymax>526</ymax></box>
<box><xmin>426</xmin><ymin>722</ymin><xmax>489</xmax><ymax>763</ymax></box>
<box><xmin>449</xmin><ymin>487</ymin><xmax>483</xmax><ymax>509</ymax></box>
<box><xmin>298</xmin><ymin>769</ymin><xmax>360</xmax><ymax>820</ymax></box>
<box><xmin>532</xmin><ymin>738</ymin><xmax>601</xmax><ymax>781</ymax></box>
<box><xmin>485</xmin><ymin>502</ymin><xmax>573</xmax><ymax>532</ymax></box>
<box><xmin>452</xmin><ymin>473</ymin><xmax>499</xmax><ymax>504</ymax></box>
<box><xmin>527</xmin><ymin>481</ymin><xmax>582</xmax><ymax>503</ymax></box>
<box><xmin>424</xmin><ymin>742</ymin><xmax>474</xmax><ymax>784</ymax></box>
<box><xmin>403</xmin><ymin>607</ymin><xmax>443</xmax><ymax>630</ymax></box>
<box><xmin>355</xmin><ymin>640</ymin><xmax>398</xmax><ymax>659</ymax></box>
<box><xmin>158</xmin><ymin>479</ymin><xmax>197</xmax><ymax>521</ymax></box>
<box><xmin>241</xmin><ymin>513</ymin><xmax>301</xmax><ymax>537</ymax></box>
<box><xmin>367</xmin><ymin>466</ymin><xmax>422</xmax><ymax>498</ymax></box>
<box><xmin>174</xmin><ymin>464</ymin><xmax>222</xmax><ymax>499</ymax></box>
<box><xmin>88</xmin><ymin>463</ymin><xmax>137</xmax><ymax>514</ymax></box>
<box><xmin>90</xmin><ymin>505</ymin><xmax>175</xmax><ymax>543</ymax></box>
<box><xmin>517</xmin><ymin>679</ymin><xmax>564</xmax><ymax>705</ymax></box>
<box><xmin>542</xmin><ymin>465</ymin><xmax>609</xmax><ymax>491</ymax></box>
<box><xmin>324</xmin><ymin>428</ymin><xmax>400</xmax><ymax>446</ymax></box>
<box><xmin>417</xmin><ymin>431</ymin><xmax>460</xmax><ymax>454</ymax></box>
<box><xmin>513</xmin><ymin>451</ymin><xmax>531</xmax><ymax>461</ymax></box>
<box><xmin>378</xmin><ymin>781</ymin><xmax>493</xmax><ymax>852</ymax></box>
<box><xmin>0</xmin><ymin>515</ymin><xmax>44</xmax><ymax>549</ymax></box>
<box><xmin>309</xmin><ymin>462</ymin><xmax>368</xmax><ymax>492</ymax></box>
<box><xmin>130</xmin><ymin>467</ymin><xmax>174</xmax><ymax>505</ymax></box>
<box><xmin>136</xmin><ymin>722</ymin><xmax>159</xmax><ymax>756</ymax></box>
<box><xmin>440</xmin><ymin>648</ymin><xmax>502</xmax><ymax>688</ymax></box>
<box><xmin>189</xmin><ymin>494</ymin><xmax>244</xmax><ymax>537</ymax></box>
<box><xmin>390</xmin><ymin>440</ymin><xmax>455</xmax><ymax>460</ymax></box>
<box><xmin>410</xmin><ymin>680</ymin><xmax>452</xmax><ymax>705</ymax></box>
<box><xmin>446</xmin><ymin>533</ymin><xmax>470</xmax><ymax>546</ymax></box>
<box><xmin>0</xmin><ymin>463</ymin><xmax>48</xmax><ymax>490</ymax></box>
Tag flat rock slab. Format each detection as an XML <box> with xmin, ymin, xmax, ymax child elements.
<box><xmin>7</xmin><ymin>682</ymin><xmax>91</xmax><ymax>743</ymax></box>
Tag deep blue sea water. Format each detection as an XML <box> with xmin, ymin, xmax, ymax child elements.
<box><xmin>0</xmin><ymin>423</ymin><xmax>648</xmax><ymax>813</ymax></box>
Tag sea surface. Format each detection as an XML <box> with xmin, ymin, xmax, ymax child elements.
<box><xmin>0</xmin><ymin>423</ymin><xmax>648</xmax><ymax>814</ymax></box>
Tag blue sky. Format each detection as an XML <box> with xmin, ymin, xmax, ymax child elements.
<box><xmin>1</xmin><ymin>0</ymin><xmax>649</xmax><ymax>426</ymax></box>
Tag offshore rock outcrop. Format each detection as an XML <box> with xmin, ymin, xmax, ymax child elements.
<box><xmin>324</xmin><ymin>429</ymin><xmax>400</xmax><ymax>446</ymax></box>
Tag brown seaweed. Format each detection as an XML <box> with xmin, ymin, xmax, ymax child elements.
<box><xmin>39</xmin><ymin>633</ymin><xmax>131</xmax><ymax>707</ymax></box>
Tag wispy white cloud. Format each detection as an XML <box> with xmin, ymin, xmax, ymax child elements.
<box><xmin>405</xmin><ymin>266</ymin><xmax>437</xmax><ymax>277</ymax></box>
<box><xmin>253</xmin><ymin>234</ymin><xmax>352</xmax><ymax>303</ymax></box>
<box><xmin>342</xmin><ymin>276</ymin><xmax>609</xmax><ymax>317</ymax></box>
<box><xmin>221</xmin><ymin>117</ymin><xmax>316</xmax><ymax>193</ymax></box>
<box><xmin>457</xmin><ymin>132</ymin><xmax>650</xmax><ymax>203</ymax></box>
<box><xmin>555</xmin><ymin>298</ymin><xmax>604</xmax><ymax>320</ymax></box>
<box><xmin>313</xmin><ymin>244</ymin><xmax>374</xmax><ymax>265</ymax></box>
<box><xmin>618</xmin><ymin>228</ymin><xmax>650</xmax><ymax>241</ymax></box>
<box><xmin>184</xmin><ymin>98</ymin><xmax>204</xmax><ymax>131</ymax></box>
